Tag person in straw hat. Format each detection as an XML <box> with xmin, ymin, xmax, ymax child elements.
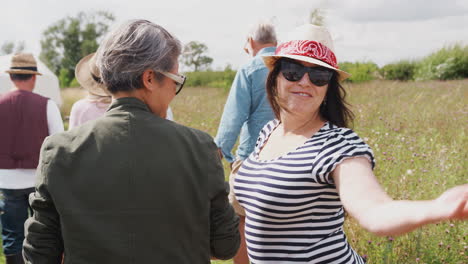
<box><xmin>0</xmin><ymin>53</ymin><xmax>63</xmax><ymax>264</ymax></box>
<box><xmin>23</xmin><ymin>20</ymin><xmax>239</xmax><ymax>263</ymax></box>
<box><xmin>69</xmin><ymin>52</ymin><xmax>174</xmax><ymax>130</ymax></box>
<box><xmin>68</xmin><ymin>52</ymin><xmax>112</xmax><ymax>129</ymax></box>
<box><xmin>232</xmin><ymin>24</ymin><xmax>468</xmax><ymax>264</ymax></box>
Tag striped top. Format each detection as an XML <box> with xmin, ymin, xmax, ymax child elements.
<box><xmin>234</xmin><ymin>120</ymin><xmax>375</xmax><ymax>264</ymax></box>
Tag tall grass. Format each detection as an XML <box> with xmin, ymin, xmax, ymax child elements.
<box><xmin>343</xmin><ymin>80</ymin><xmax>467</xmax><ymax>263</ymax></box>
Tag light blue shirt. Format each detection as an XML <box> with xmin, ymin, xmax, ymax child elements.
<box><xmin>215</xmin><ymin>47</ymin><xmax>276</xmax><ymax>163</ymax></box>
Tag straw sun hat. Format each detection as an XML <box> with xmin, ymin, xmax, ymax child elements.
<box><xmin>75</xmin><ymin>53</ymin><xmax>110</xmax><ymax>97</ymax></box>
<box><xmin>263</xmin><ymin>24</ymin><xmax>350</xmax><ymax>81</ymax></box>
<box><xmin>5</xmin><ymin>53</ymin><xmax>42</xmax><ymax>75</ymax></box>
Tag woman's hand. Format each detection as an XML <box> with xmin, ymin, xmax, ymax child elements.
<box><xmin>434</xmin><ymin>184</ymin><xmax>468</xmax><ymax>221</ymax></box>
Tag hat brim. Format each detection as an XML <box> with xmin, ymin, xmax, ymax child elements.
<box><xmin>262</xmin><ymin>54</ymin><xmax>351</xmax><ymax>82</ymax></box>
<box><xmin>75</xmin><ymin>53</ymin><xmax>110</xmax><ymax>97</ymax></box>
<box><xmin>5</xmin><ymin>69</ymin><xmax>42</xmax><ymax>75</ymax></box>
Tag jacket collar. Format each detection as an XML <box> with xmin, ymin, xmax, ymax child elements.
<box><xmin>255</xmin><ymin>46</ymin><xmax>276</xmax><ymax>57</ymax></box>
<box><xmin>108</xmin><ymin>97</ymin><xmax>151</xmax><ymax>113</ymax></box>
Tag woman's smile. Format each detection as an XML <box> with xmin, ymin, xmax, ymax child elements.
<box><xmin>291</xmin><ymin>91</ymin><xmax>313</xmax><ymax>97</ymax></box>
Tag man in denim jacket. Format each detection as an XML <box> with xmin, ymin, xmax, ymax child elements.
<box><xmin>214</xmin><ymin>22</ymin><xmax>276</xmax><ymax>264</ymax></box>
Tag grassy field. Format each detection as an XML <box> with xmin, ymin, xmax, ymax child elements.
<box><xmin>1</xmin><ymin>80</ymin><xmax>465</xmax><ymax>264</ymax></box>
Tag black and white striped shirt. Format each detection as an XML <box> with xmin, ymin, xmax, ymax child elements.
<box><xmin>234</xmin><ymin>120</ymin><xmax>375</xmax><ymax>264</ymax></box>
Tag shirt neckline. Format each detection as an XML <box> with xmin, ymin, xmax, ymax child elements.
<box><xmin>253</xmin><ymin>120</ymin><xmax>330</xmax><ymax>163</ymax></box>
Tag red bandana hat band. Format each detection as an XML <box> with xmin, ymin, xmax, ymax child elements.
<box><xmin>275</xmin><ymin>40</ymin><xmax>339</xmax><ymax>69</ymax></box>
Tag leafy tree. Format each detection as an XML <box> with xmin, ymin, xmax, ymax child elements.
<box><xmin>414</xmin><ymin>44</ymin><xmax>468</xmax><ymax>80</ymax></box>
<box><xmin>380</xmin><ymin>60</ymin><xmax>416</xmax><ymax>81</ymax></box>
<box><xmin>182</xmin><ymin>41</ymin><xmax>213</xmax><ymax>72</ymax></box>
<box><xmin>340</xmin><ymin>61</ymin><xmax>379</xmax><ymax>82</ymax></box>
<box><xmin>309</xmin><ymin>8</ymin><xmax>325</xmax><ymax>26</ymax></box>
<box><xmin>40</xmin><ymin>11</ymin><xmax>114</xmax><ymax>87</ymax></box>
<box><xmin>1</xmin><ymin>41</ymin><xmax>25</xmax><ymax>55</ymax></box>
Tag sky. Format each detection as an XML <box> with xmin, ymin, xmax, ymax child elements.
<box><xmin>1</xmin><ymin>0</ymin><xmax>468</xmax><ymax>71</ymax></box>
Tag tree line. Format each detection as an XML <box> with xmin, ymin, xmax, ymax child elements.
<box><xmin>1</xmin><ymin>11</ymin><xmax>213</xmax><ymax>88</ymax></box>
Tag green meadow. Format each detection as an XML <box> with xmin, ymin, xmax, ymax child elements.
<box><xmin>2</xmin><ymin>80</ymin><xmax>465</xmax><ymax>264</ymax></box>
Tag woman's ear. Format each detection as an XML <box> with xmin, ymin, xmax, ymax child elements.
<box><xmin>141</xmin><ymin>69</ymin><xmax>156</xmax><ymax>92</ymax></box>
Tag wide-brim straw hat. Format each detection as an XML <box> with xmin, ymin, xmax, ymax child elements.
<box><xmin>5</xmin><ymin>53</ymin><xmax>42</xmax><ymax>75</ymax></box>
<box><xmin>75</xmin><ymin>53</ymin><xmax>110</xmax><ymax>97</ymax></box>
<box><xmin>263</xmin><ymin>24</ymin><xmax>350</xmax><ymax>81</ymax></box>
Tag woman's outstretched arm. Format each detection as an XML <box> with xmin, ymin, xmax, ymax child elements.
<box><xmin>332</xmin><ymin>157</ymin><xmax>468</xmax><ymax>237</ymax></box>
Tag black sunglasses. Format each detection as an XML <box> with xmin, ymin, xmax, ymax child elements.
<box><xmin>279</xmin><ymin>59</ymin><xmax>334</xmax><ymax>86</ymax></box>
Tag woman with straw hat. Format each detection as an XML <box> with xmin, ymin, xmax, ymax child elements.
<box><xmin>68</xmin><ymin>52</ymin><xmax>112</xmax><ymax>129</ymax></box>
<box><xmin>233</xmin><ymin>24</ymin><xmax>468</xmax><ymax>263</ymax></box>
<box><xmin>69</xmin><ymin>52</ymin><xmax>174</xmax><ymax>129</ymax></box>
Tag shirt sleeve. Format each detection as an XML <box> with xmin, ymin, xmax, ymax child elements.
<box><xmin>314</xmin><ymin>128</ymin><xmax>375</xmax><ymax>184</ymax></box>
<box><xmin>23</xmin><ymin>137</ymin><xmax>64</xmax><ymax>264</ymax></box>
<box><xmin>204</xmin><ymin>134</ymin><xmax>240</xmax><ymax>259</ymax></box>
<box><xmin>214</xmin><ymin>67</ymin><xmax>252</xmax><ymax>163</ymax></box>
<box><xmin>47</xmin><ymin>100</ymin><xmax>64</xmax><ymax>135</ymax></box>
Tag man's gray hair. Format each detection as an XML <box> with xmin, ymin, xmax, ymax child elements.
<box><xmin>96</xmin><ymin>19</ymin><xmax>182</xmax><ymax>93</ymax></box>
<box><xmin>248</xmin><ymin>22</ymin><xmax>277</xmax><ymax>45</ymax></box>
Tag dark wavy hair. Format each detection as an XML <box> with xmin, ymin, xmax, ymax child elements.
<box><xmin>265</xmin><ymin>58</ymin><xmax>354</xmax><ymax>128</ymax></box>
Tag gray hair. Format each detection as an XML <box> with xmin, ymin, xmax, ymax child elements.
<box><xmin>96</xmin><ymin>19</ymin><xmax>182</xmax><ymax>93</ymax></box>
<box><xmin>248</xmin><ymin>22</ymin><xmax>277</xmax><ymax>45</ymax></box>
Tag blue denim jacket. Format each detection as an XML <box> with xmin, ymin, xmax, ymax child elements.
<box><xmin>215</xmin><ymin>47</ymin><xmax>276</xmax><ymax>163</ymax></box>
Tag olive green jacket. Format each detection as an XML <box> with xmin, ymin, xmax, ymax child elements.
<box><xmin>23</xmin><ymin>97</ymin><xmax>240</xmax><ymax>264</ymax></box>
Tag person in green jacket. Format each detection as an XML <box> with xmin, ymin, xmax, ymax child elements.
<box><xmin>23</xmin><ymin>19</ymin><xmax>240</xmax><ymax>264</ymax></box>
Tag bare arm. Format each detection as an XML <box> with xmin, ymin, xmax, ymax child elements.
<box><xmin>332</xmin><ymin>157</ymin><xmax>468</xmax><ymax>237</ymax></box>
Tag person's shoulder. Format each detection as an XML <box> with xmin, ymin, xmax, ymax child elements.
<box><xmin>259</xmin><ymin>119</ymin><xmax>279</xmax><ymax>137</ymax></box>
<box><xmin>239</xmin><ymin>55</ymin><xmax>270</xmax><ymax>75</ymax></box>
<box><xmin>20</xmin><ymin>90</ymin><xmax>49</xmax><ymax>101</ymax></box>
<box><xmin>70</xmin><ymin>98</ymin><xmax>88</xmax><ymax>108</ymax></box>
<box><xmin>323</xmin><ymin>123</ymin><xmax>372</xmax><ymax>150</ymax></box>
<box><xmin>45</xmin><ymin>116</ymin><xmax>111</xmax><ymax>153</ymax></box>
<box><xmin>320</xmin><ymin>123</ymin><xmax>375</xmax><ymax>168</ymax></box>
<box><xmin>48</xmin><ymin>119</ymin><xmax>92</xmax><ymax>142</ymax></box>
<box><xmin>250</xmin><ymin>47</ymin><xmax>276</xmax><ymax>68</ymax></box>
<box><xmin>40</xmin><ymin>129</ymin><xmax>75</xmax><ymax>157</ymax></box>
<box><xmin>32</xmin><ymin>92</ymin><xmax>49</xmax><ymax>100</ymax></box>
<box><xmin>70</xmin><ymin>98</ymin><xmax>104</xmax><ymax>113</ymax></box>
<box><xmin>326</xmin><ymin>124</ymin><xmax>356</xmax><ymax>137</ymax></box>
<box><xmin>321</xmin><ymin>123</ymin><xmax>365</xmax><ymax>142</ymax></box>
<box><xmin>246</xmin><ymin>57</ymin><xmax>269</xmax><ymax>74</ymax></box>
<box><xmin>170</xmin><ymin>121</ymin><xmax>214</xmax><ymax>143</ymax></box>
<box><xmin>1</xmin><ymin>90</ymin><xmax>48</xmax><ymax>101</ymax></box>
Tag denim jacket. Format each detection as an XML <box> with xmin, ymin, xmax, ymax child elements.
<box><xmin>215</xmin><ymin>47</ymin><xmax>276</xmax><ymax>163</ymax></box>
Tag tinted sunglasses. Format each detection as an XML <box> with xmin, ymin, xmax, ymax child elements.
<box><xmin>279</xmin><ymin>59</ymin><xmax>334</xmax><ymax>86</ymax></box>
<box><xmin>157</xmin><ymin>71</ymin><xmax>186</xmax><ymax>95</ymax></box>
